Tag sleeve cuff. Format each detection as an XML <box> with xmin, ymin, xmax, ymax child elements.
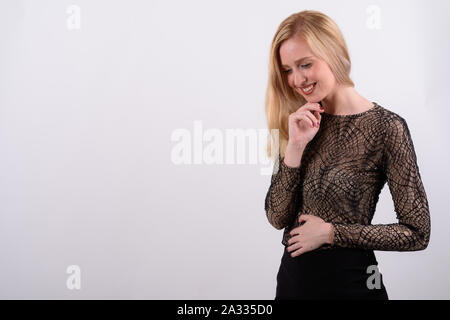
<box><xmin>330</xmin><ymin>222</ymin><xmax>341</xmax><ymax>247</ymax></box>
<box><xmin>278</xmin><ymin>157</ymin><xmax>302</xmax><ymax>192</ymax></box>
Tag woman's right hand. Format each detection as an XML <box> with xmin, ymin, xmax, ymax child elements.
<box><xmin>288</xmin><ymin>102</ymin><xmax>324</xmax><ymax>148</ymax></box>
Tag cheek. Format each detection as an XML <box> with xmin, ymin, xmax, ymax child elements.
<box><xmin>286</xmin><ymin>75</ymin><xmax>295</xmax><ymax>88</ymax></box>
<box><xmin>310</xmin><ymin>65</ymin><xmax>320</xmax><ymax>79</ymax></box>
<box><xmin>315</xmin><ymin>65</ymin><xmax>333</xmax><ymax>85</ymax></box>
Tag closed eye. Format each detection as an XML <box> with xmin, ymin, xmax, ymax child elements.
<box><xmin>282</xmin><ymin>63</ymin><xmax>312</xmax><ymax>74</ymax></box>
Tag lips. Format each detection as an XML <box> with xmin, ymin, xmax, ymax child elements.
<box><xmin>301</xmin><ymin>82</ymin><xmax>316</xmax><ymax>89</ymax></box>
<box><xmin>300</xmin><ymin>82</ymin><xmax>317</xmax><ymax>95</ymax></box>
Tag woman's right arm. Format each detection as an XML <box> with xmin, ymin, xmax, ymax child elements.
<box><xmin>264</xmin><ymin>143</ymin><xmax>305</xmax><ymax>230</ymax></box>
<box><xmin>264</xmin><ymin>102</ymin><xmax>322</xmax><ymax>230</ymax></box>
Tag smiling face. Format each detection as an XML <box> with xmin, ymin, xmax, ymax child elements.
<box><xmin>279</xmin><ymin>35</ymin><xmax>338</xmax><ymax>102</ymax></box>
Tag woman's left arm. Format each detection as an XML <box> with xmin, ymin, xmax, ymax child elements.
<box><xmin>330</xmin><ymin>116</ymin><xmax>431</xmax><ymax>251</ymax></box>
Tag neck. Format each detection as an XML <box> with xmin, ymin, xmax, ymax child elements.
<box><xmin>321</xmin><ymin>85</ymin><xmax>372</xmax><ymax>115</ymax></box>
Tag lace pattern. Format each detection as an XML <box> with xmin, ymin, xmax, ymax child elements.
<box><xmin>264</xmin><ymin>102</ymin><xmax>431</xmax><ymax>251</ymax></box>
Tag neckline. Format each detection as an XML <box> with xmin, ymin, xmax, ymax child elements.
<box><xmin>322</xmin><ymin>102</ymin><xmax>380</xmax><ymax>118</ymax></box>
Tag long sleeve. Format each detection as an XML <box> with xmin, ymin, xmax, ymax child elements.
<box><xmin>330</xmin><ymin>116</ymin><xmax>431</xmax><ymax>251</ymax></box>
<box><xmin>264</xmin><ymin>154</ymin><xmax>302</xmax><ymax>230</ymax></box>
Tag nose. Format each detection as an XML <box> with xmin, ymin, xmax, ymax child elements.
<box><xmin>293</xmin><ymin>70</ymin><xmax>307</xmax><ymax>88</ymax></box>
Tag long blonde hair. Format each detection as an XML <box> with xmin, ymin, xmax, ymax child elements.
<box><xmin>265</xmin><ymin>10</ymin><xmax>354</xmax><ymax>159</ymax></box>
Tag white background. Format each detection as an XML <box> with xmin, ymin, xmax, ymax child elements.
<box><xmin>1</xmin><ymin>0</ymin><xmax>449</xmax><ymax>299</ymax></box>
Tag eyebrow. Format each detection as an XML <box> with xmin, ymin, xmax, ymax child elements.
<box><xmin>281</xmin><ymin>56</ymin><xmax>313</xmax><ymax>68</ymax></box>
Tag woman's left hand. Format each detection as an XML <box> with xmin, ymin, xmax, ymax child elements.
<box><xmin>286</xmin><ymin>214</ymin><xmax>334</xmax><ymax>257</ymax></box>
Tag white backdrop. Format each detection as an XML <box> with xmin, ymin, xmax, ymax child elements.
<box><xmin>1</xmin><ymin>0</ymin><xmax>449</xmax><ymax>299</ymax></box>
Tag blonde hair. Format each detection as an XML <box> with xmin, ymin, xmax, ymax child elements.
<box><xmin>265</xmin><ymin>10</ymin><xmax>354</xmax><ymax>159</ymax></box>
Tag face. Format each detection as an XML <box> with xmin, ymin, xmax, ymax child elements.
<box><xmin>279</xmin><ymin>35</ymin><xmax>337</xmax><ymax>102</ymax></box>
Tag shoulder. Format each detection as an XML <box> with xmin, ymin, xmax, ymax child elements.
<box><xmin>374</xmin><ymin>104</ymin><xmax>416</xmax><ymax>155</ymax></box>
<box><xmin>374</xmin><ymin>103</ymin><xmax>410</xmax><ymax>135</ymax></box>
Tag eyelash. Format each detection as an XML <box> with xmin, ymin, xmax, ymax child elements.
<box><xmin>283</xmin><ymin>63</ymin><xmax>312</xmax><ymax>74</ymax></box>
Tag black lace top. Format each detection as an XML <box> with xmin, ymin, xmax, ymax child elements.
<box><xmin>264</xmin><ymin>102</ymin><xmax>431</xmax><ymax>251</ymax></box>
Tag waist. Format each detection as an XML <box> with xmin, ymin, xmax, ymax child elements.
<box><xmin>281</xmin><ymin>246</ymin><xmax>378</xmax><ymax>269</ymax></box>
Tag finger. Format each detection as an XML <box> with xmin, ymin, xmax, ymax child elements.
<box><xmin>290</xmin><ymin>113</ymin><xmax>316</xmax><ymax>128</ymax></box>
<box><xmin>287</xmin><ymin>234</ymin><xmax>300</xmax><ymax>245</ymax></box>
<box><xmin>301</xmin><ymin>103</ymin><xmax>324</xmax><ymax>114</ymax></box>
<box><xmin>313</xmin><ymin>111</ymin><xmax>321</xmax><ymax>127</ymax></box>
<box><xmin>287</xmin><ymin>242</ymin><xmax>302</xmax><ymax>254</ymax></box>
<box><xmin>289</xmin><ymin>229</ymin><xmax>297</xmax><ymax>237</ymax></box>
<box><xmin>304</xmin><ymin>113</ymin><xmax>318</xmax><ymax>128</ymax></box>
<box><xmin>313</xmin><ymin>110</ymin><xmax>321</xmax><ymax>121</ymax></box>
<box><xmin>298</xmin><ymin>214</ymin><xmax>309</xmax><ymax>223</ymax></box>
<box><xmin>299</xmin><ymin>111</ymin><xmax>318</xmax><ymax>128</ymax></box>
<box><xmin>289</xmin><ymin>227</ymin><xmax>301</xmax><ymax>236</ymax></box>
<box><xmin>291</xmin><ymin>247</ymin><xmax>307</xmax><ymax>257</ymax></box>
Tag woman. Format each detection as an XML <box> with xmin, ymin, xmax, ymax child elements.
<box><xmin>264</xmin><ymin>10</ymin><xmax>431</xmax><ymax>300</ymax></box>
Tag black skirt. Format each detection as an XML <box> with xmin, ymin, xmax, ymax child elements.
<box><xmin>275</xmin><ymin>246</ymin><xmax>389</xmax><ymax>300</ymax></box>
